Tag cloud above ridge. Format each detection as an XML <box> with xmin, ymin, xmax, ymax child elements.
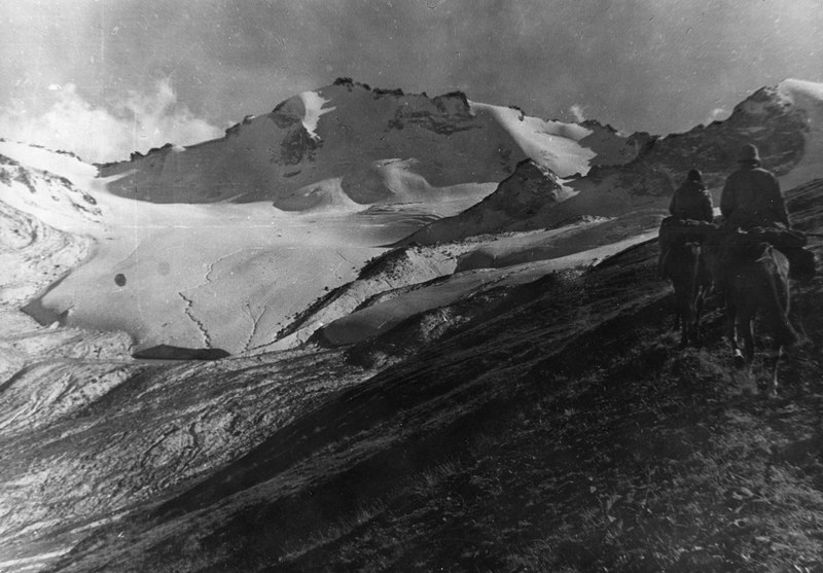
<box><xmin>1</xmin><ymin>0</ymin><xmax>822</xmax><ymax>159</ymax></box>
<box><xmin>569</xmin><ymin>105</ymin><xmax>586</xmax><ymax>123</ymax></box>
<box><xmin>0</xmin><ymin>79</ymin><xmax>223</xmax><ymax>163</ymax></box>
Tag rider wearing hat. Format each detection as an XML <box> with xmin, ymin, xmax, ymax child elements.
<box><xmin>717</xmin><ymin>143</ymin><xmax>815</xmax><ymax>281</ymax></box>
<box><xmin>720</xmin><ymin>143</ymin><xmax>789</xmax><ymax>230</ymax></box>
<box><xmin>658</xmin><ymin>169</ymin><xmax>715</xmax><ymax>278</ymax></box>
<box><xmin>669</xmin><ymin>168</ymin><xmax>714</xmax><ymax>223</ymax></box>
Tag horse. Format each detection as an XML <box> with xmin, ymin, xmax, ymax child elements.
<box><xmin>712</xmin><ymin>238</ymin><xmax>798</xmax><ymax>395</ymax></box>
<box><xmin>664</xmin><ymin>240</ymin><xmax>712</xmax><ymax>347</ymax></box>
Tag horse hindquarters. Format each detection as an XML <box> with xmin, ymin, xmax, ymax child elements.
<box><xmin>668</xmin><ymin>243</ymin><xmax>702</xmax><ymax>347</ymax></box>
<box><xmin>728</xmin><ymin>248</ymin><xmax>796</xmax><ymax>392</ymax></box>
<box><xmin>761</xmin><ymin>250</ymin><xmax>797</xmax><ymax>348</ymax></box>
<box><xmin>763</xmin><ymin>250</ymin><xmax>795</xmax><ymax>395</ymax></box>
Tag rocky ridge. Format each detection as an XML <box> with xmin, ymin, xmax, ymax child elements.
<box><xmin>400</xmin><ymin>80</ymin><xmax>815</xmax><ymax>246</ymax></box>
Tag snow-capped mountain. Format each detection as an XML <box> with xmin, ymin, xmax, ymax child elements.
<box><xmin>0</xmin><ymin>82</ymin><xmax>648</xmax><ymax>356</ymax></box>
<box><xmin>98</xmin><ymin>78</ymin><xmax>644</xmax><ymax>209</ymax></box>
<box><xmin>3</xmin><ymin>80</ymin><xmax>823</xmax><ymax>357</ymax></box>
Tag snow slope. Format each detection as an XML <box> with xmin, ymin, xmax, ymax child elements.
<box><xmin>777</xmin><ymin>79</ymin><xmax>823</xmax><ymax>189</ymax></box>
<box><xmin>0</xmin><ymin>142</ymin><xmax>388</xmax><ymax>354</ymax></box>
<box><xmin>0</xmin><ymin>147</ymin><xmax>98</xmax><ymax>307</ymax></box>
<box><xmin>1</xmin><ymin>137</ymin><xmax>500</xmax><ymax>355</ymax></box>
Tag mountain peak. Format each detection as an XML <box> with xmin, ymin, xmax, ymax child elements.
<box><xmin>97</xmin><ymin>80</ymin><xmax>642</xmax><ymax>206</ymax></box>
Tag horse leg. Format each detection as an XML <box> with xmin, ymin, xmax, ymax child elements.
<box><xmin>742</xmin><ymin>315</ymin><xmax>758</xmax><ymax>389</ymax></box>
<box><xmin>742</xmin><ymin>315</ymin><xmax>755</xmax><ymax>366</ymax></box>
<box><xmin>680</xmin><ymin>294</ymin><xmax>691</xmax><ymax>348</ymax></box>
<box><xmin>683</xmin><ymin>244</ymin><xmax>701</xmax><ymax>348</ymax></box>
<box><xmin>672</xmin><ymin>306</ymin><xmax>682</xmax><ymax>338</ymax></box>
<box><xmin>727</xmin><ymin>299</ymin><xmax>745</xmax><ymax>368</ymax></box>
<box><xmin>673</xmin><ymin>284</ymin><xmax>689</xmax><ymax>348</ymax></box>
<box><xmin>765</xmin><ymin>342</ymin><xmax>783</xmax><ymax>397</ymax></box>
<box><xmin>668</xmin><ymin>279</ymin><xmax>681</xmax><ymax>332</ymax></box>
<box><xmin>693</xmin><ymin>286</ymin><xmax>706</xmax><ymax>346</ymax></box>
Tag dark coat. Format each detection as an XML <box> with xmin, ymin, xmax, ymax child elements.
<box><xmin>669</xmin><ymin>179</ymin><xmax>714</xmax><ymax>222</ymax></box>
<box><xmin>720</xmin><ymin>165</ymin><xmax>789</xmax><ymax>229</ymax></box>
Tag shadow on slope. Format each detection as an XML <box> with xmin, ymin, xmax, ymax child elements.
<box><xmin>50</xmin><ymin>232</ymin><xmax>677</xmax><ymax>571</ymax></box>
<box><xmin>132</xmin><ymin>345</ymin><xmax>231</xmax><ymax>361</ymax></box>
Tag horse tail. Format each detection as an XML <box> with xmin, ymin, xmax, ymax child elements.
<box><xmin>774</xmin><ymin>310</ymin><xmax>798</xmax><ymax>347</ymax></box>
<box><xmin>764</xmin><ymin>248</ymin><xmax>798</xmax><ymax>347</ymax></box>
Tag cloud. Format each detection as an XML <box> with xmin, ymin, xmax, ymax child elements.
<box><xmin>0</xmin><ymin>80</ymin><xmax>223</xmax><ymax>163</ymax></box>
<box><xmin>569</xmin><ymin>104</ymin><xmax>586</xmax><ymax>123</ymax></box>
<box><xmin>3</xmin><ymin>0</ymin><xmax>823</xmax><ymax>146</ymax></box>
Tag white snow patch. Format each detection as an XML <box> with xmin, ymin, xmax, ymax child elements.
<box><xmin>469</xmin><ymin>101</ymin><xmax>596</xmax><ymax>177</ymax></box>
<box><xmin>777</xmin><ymin>79</ymin><xmax>823</xmax><ymax>188</ymax></box>
<box><xmin>299</xmin><ymin>91</ymin><xmax>336</xmax><ymax>140</ymax></box>
<box><xmin>0</xmin><ymin>140</ymin><xmax>98</xmax><ymax>186</ymax></box>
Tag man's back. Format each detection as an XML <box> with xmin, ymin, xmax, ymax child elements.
<box><xmin>670</xmin><ymin>178</ymin><xmax>714</xmax><ymax>222</ymax></box>
<box><xmin>721</xmin><ymin>165</ymin><xmax>788</xmax><ymax>229</ymax></box>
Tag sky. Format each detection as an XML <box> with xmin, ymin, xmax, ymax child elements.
<box><xmin>1</xmin><ymin>0</ymin><xmax>822</xmax><ymax>163</ymax></box>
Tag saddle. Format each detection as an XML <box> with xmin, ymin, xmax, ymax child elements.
<box><xmin>658</xmin><ymin>217</ymin><xmax>718</xmax><ymax>246</ymax></box>
<box><xmin>710</xmin><ymin>227</ymin><xmax>816</xmax><ymax>282</ymax></box>
<box><xmin>658</xmin><ymin>218</ymin><xmax>717</xmax><ymax>279</ymax></box>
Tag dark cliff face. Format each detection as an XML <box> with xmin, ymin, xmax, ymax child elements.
<box><xmin>480</xmin><ymin>160</ymin><xmax>563</xmax><ymax>219</ymax></box>
<box><xmin>396</xmin><ymin>159</ymin><xmax>563</xmax><ymax>246</ymax></box>
<box><xmin>387</xmin><ymin>91</ymin><xmax>478</xmax><ymax>136</ymax></box>
<box><xmin>275</xmin><ymin>127</ymin><xmax>322</xmax><ymax>166</ymax></box>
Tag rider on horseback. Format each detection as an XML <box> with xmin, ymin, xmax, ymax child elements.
<box><xmin>720</xmin><ymin>143</ymin><xmax>789</xmax><ymax>231</ymax></box>
<box><xmin>718</xmin><ymin>143</ymin><xmax>814</xmax><ymax>281</ymax></box>
<box><xmin>671</xmin><ymin>169</ymin><xmax>715</xmax><ymax>223</ymax></box>
<box><xmin>658</xmin><ymin>169</ymin><xmax>714</xmax><ymax>277</ymax></box>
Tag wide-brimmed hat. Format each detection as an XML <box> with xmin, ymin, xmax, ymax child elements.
<box><xmin>738</xmin><ymin>143</ymin><xmax>761</xmax><ymax>163</ymax></box>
